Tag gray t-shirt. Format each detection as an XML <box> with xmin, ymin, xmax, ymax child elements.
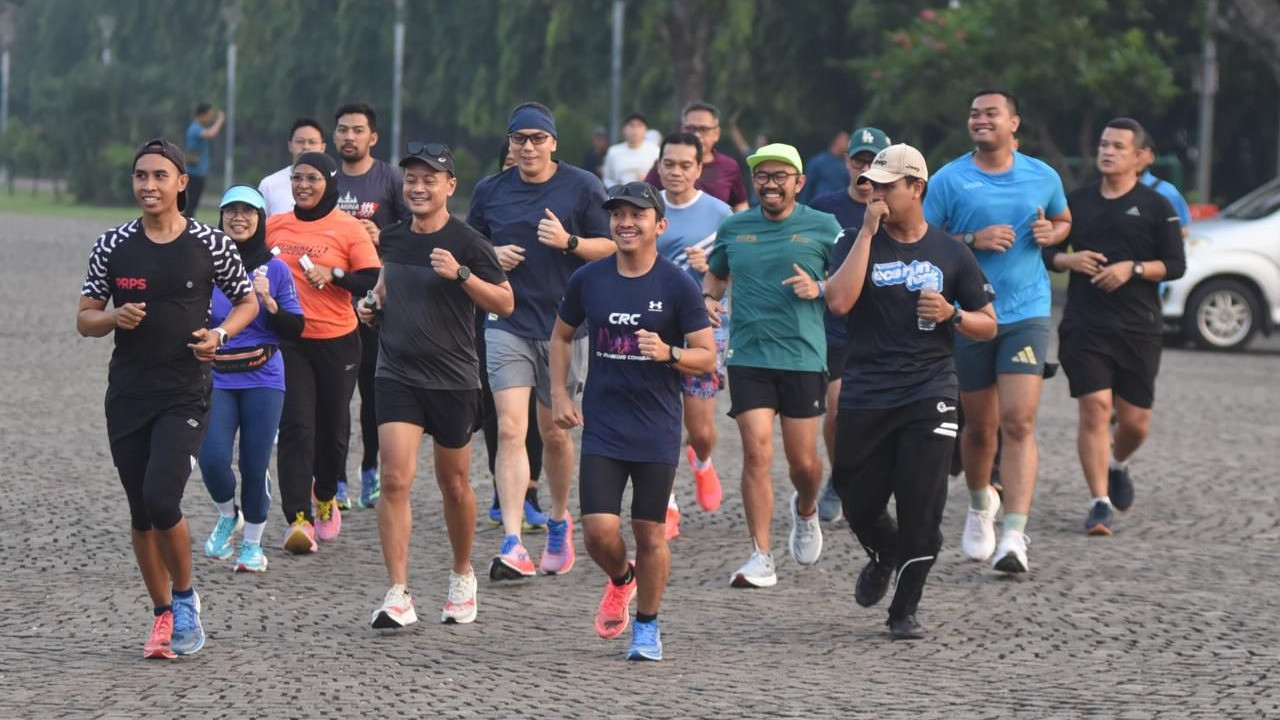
<box><xmin>376</xmin><ymin>217</ymin><xmax>507</xmax><ymax>390</ymax></box>
<box><xmin>336</xmin><ymin>159</ymin><xmax>410</xmax><ymax>229</ymax></box>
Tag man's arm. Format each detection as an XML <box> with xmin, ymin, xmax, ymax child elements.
<box><xmin>827</xmin><ymin>199</ymin><xmax>889</xmax><ymax>315</ymax></box>
<box><xmin>537</xmin><ymin>208</ymin><xmax>615</xmax><ymax>261</ymax></box>
<box><xmin>548</xmin><ymin>317</ymin><xmax>583</xmax><ymax>430</ymax></box>
<box><xmin>200</xmin><ymin>110</ymin><xmax>226</xmax><ymax>138</ymax></box>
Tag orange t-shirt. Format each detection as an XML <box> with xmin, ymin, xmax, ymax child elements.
<box><xmin>267</xmin><ymin>210</ymin><xmax>381</xmax><ymax>339</ymax></box>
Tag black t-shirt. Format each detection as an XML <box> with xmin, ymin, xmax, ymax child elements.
<box><xmin>81</xmin><ymin>218</ymin><xmax>252</xmax><ymax>398</ymax></box>
<box><xmin>376</xmin><ymin>217</ymin><xmax>507</xmax><ymax>390</ymax></box>
<box><xmin>337</xmin><ymin>159</ymin><xmax>410</xmax><ymax>230</ymax></box>
<box><xmin>1047</xmin><ymin>182</ymin><xmax>1186</xmax><ymax>334</ymax></box>
<box><xmin>839</xmin><ymin>224</ymin><xmax>994</xmax><ymax>410</ymax></box>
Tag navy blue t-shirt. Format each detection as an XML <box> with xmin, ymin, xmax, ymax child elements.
<box><xmin>558</xmin><ymin>255</ymin><xmax>710</xmax><ymax>465</ymax></box>
<box><xmin>839</xmin><ymin>225</ymin><xmax>994</xmax><ymax>410</ymax></box>
<box><xmin>809</xmin><ymin>190</ymin><xmax>868</xmax><ymax>346</ymax></box>
<box><xmin>467</xmin><ymin>163</ymin><xmax>610</xmax><ymax>340</ymax></box>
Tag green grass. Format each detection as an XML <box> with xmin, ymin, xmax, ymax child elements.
<box><xmin>0</xmin><ymin>187</ymin><xmax>220</xmax><ymax>225</ymax></box>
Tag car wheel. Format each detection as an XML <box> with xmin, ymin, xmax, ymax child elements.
<box><xmin>1183</xmin><ymin>278</ymin><xmax>1262</xmax><ymax>350</ymax></box>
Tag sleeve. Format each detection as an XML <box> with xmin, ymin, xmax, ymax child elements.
<box><xmin>953</xmin><ymin>245</ymin><xmax>995</xmax><ymax>311</ymax></box>
<box><xmin>707</xmin><ymin>219</ymin><xmax>732</xmax><ymax>278</ymax></box>
<box><xmin>820</xmin><ymin>215</ymin><xmax>842</xmax><ymax>270</ymax></box>
<box><xmin>467</xmin><ymin>236</ymin><xmax>508</xmax><ymax>285</ymax></box>
<box><xmin>829</xmin><ymin>228</ymin><xmax>857</xmax><ymax>274</ymax></box>
<box><xmin>675</xmin><ymin>271</ymin><xmax>711</xmax><ymax>335</ymax></box>
<box><xmin>1166</xmin><ymin>186</ymin><xmax>1192</xmax><ymax>228</ymax></box>
<box><xmin>727</xmin><ymin>164</ymin><xmax>748</xmax><ymax>207</ymax></box>
<box><xmin>644</xmin><ymin>164</ymin><xmax>663</xmax><ymax>189</ymax></box>
<box><xmin>465</xmin><ymin>178</ymin><xmax>492</xmax><ymax>239</ymax></box>
<box><xmin>1045</xmin><ymin>170</ymin><xmax>1069</xmax><ymax>217</ymax></box>
<box><xmin>270</xmin><ymin>259</ymin><xmax>304</xmax><ymax>316</ymax></box>
<box><xmin>212</xmin><ymin>232</ymin><xmax>253</xmax><ymax>301</ymax></box>
<box><xmin>557</xmin><ymin>267</ymin><xmax>587</xmax><ymax>327</ymax></box>
<box><xmin>577</xmin><ymin>177</ymin><xmax>612</xmax><ymax>239</ymax></box>
<box><xmin>390</xmin><ymin>171</ymin><xmax>411</xmax><ymax>223</ymax></box>
<box><xmin>602</xmin><ymin>148</ymin><xmax>619</xmax><ymax>188</ymax></box>
<box><xmin>922</xmin><ymin>173</ymin><xmax>947</xmax><ymax>228</ymax></box>
<box><xmin>1042</xmin><ymin>189</ymin><xmax>1079</xmax><ymax>271</ymax></box>
<box><xmin>346</xmin><ymin>226</ymin><xmax>382</xmax><ymax>272</ymax></box>
<box><xmin>81</xmin><ymin>232</ymin><xmax>114</xmax><ymax>301</ymax></box>
<box><xmin>1151</xmin><ymin>194</ymin><xmax>1186</xmax><ymax>281</ymax></box>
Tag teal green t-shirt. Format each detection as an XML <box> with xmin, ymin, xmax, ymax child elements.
<box><xmin>708</xmin><ymin>204</ymin><xmax>840</xmax><ymax>372</ymax></box>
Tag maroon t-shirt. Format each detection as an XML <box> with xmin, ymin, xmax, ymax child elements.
<box><xmin>645</xmin><ymin>149</ymin><xmax>747</xmax><ymax>207</ymax></box>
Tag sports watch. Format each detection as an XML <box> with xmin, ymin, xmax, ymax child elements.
<box><xmin>666</xmin><ymin>346</ymin><xmax>683</xmax><ymax>365</ymax></box>
<box><xmin>565</xmin><ymin>235</ymin><xmax>580</xmax><ymax>253</ymax></box>
<box><xmin>962</xmin><ymin>232</ymin><xmax>976</xmax><ymax>248</ymax></box>
<box><xmin>1133</xmin><ymin>261</ymin><xmax>1145</xmax><ymax>278</ymax></box>
<box><xmin>949</xmin><ymin>307</ymin><xmax>964</xmax><ymax>328</ymax></box>
<box><xmin>456</xmin><ymin>266</ymin><xmax>472</xmax><ymax>283</ymax></box>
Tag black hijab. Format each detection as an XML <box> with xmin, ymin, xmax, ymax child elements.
<box><xmin>218</xmin><ymin>186</ymin><xmax>271</xmax><ymax>271</ymax></box>
<box><xmin>292</xmin><ymin>151</ymin><xmax>340</xmax><ymax>222</ymax></box>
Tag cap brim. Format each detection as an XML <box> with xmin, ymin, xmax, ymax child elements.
<box><xmin>746</xmin><ymin>154</ymin><xmax>802</xmax><ymax>172</ymax></box>
<box><xmin>848</xmin><ymin>143</ymin><xmax>884</xmax><ymax>157</ymax></box>
<box><xmin>219</xmin><ymin>186</ymin><xmax>266</xmax><ymax>211</ymax></box>
<box><xmin>857</xmin><ymin>168</ymin><xmax>907</xmax><ymax>185</ymax></box>
<box><xmin>399</xmin><ymin>155</ymin><xmax>453</xmax><ymax>173</ymax></box>
<box><xmin>602</xmin><ymin>197</ymin><xmax>660</xmax><ymax>212</ymax></box>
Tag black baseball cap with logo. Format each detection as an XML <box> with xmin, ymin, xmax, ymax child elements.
<box><xmin>399</xmin><ymin>141</ymin><xmax>455</xmax><ymax>174</ymax></box>
<box><xmin>133</xmin><ymin>138</ymin><xmax>189</xmax><ymax>212</ymax></box>
<box><xmin>602</xmin><ymin>181</ymin><xmax>666</xmax><ymax>219</ymax></box>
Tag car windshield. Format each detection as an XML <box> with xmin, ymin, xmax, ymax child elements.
<box><xmin>1220</xmin><ymin>176</ymin><xmax>1280</xmax><ymax>220</ymax></box>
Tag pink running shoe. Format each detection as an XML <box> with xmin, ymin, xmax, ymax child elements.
<box><xmin>540</xmin><ymin>515</ymin><xmax>576</xmax><ymax>575</ymax></box>
<box><xmin>489</xmin><ymin>535</ymin><xmax>536</xmax><ymax>581</ymax></box>
<box><xmin>283</xmin><ymin>512</ymin><xmax>318</xmax><ymax>555</ymax></box>
<box><xmin>143</xmin><ymin>610</ymin><xmax>176</xmax><ymax>659</ymax></box>
<box><xmin>594</xmin><ymin>563</ymin><xmax>637</xmax><ymax>639</ymax></box>
<box><xmin>665</xmin><ymin>506</ymin><xmax>681</xmax><ymax>540</ymax></box>
<box><xmin>687</xmin><ymin>445</ymin><xmax>723</xmax><ymax>512</ymax></box>
<box><xmin>315</xmin><ymin>498</ymin><xmax>342</xmax><ymax>541</ymax></box>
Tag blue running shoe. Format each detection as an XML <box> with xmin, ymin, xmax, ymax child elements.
<box><xmin>234</xmin><ymin>541</ymin><xmax>268</xmax><ymax>573</ymax></box>
<box><xmin>1086</xmin><ymin>500</ymin><xmax>1114</xmax><ymax>536</ymax></box>
<box><xmin>170</xmin><ymin>591</ymin><xmax>205</xmax><ymax>655</ymax></box>
<box><xmin>360</xmin><ymin>467</ymin><xmax>381</xmax><ymax>508</ymax></box>
<box><xmin>1108</xmin><ymin>466</ymin><xmax>1135</xmax><ymax>512</ymax></box>
<box><xmin>204</xmin><ymin>511</ymin><xmax>243</xmax><ymax>560</ymax></box>
<box><xmin>335</xmin><ymin>481</ymin><xmax>352</xmax><ymax>510</ymax></box>
<box><xmin>523</xmin><ymin>499</ymin><xmax>548</xmax><ymax>530</ymax></box>
<box><xmin>626</xmin><ymin>619</ymin><xmax>663</xmax><ymax>661</ymax></box>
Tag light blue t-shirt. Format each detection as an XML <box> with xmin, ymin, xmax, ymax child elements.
<box><xmin>924</xmin><ymin>151</ymin><xmax>1067</xmax><ymax>323</ymax></box>
<box><xmin>185</xmin><ymin>121</ymin><xmax>211</xmax><ymax>177</ymax></box>
<box><xmin>659</xmin><ymin>190</ymin><xmax>734</xmax><ymax>341</ymax></box>
<box><xmin>1142</xmin><ymin>170</ymin><xmax>1192</xmax><ymax>229</ymax></box>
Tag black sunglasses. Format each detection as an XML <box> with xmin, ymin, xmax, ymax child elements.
<box><xmin>607</xmin><ymin>181</ymin><xmax>659</xmax><ymax>203</ymax></box>
<box><xmin>407</xmin><ymin>141</ymin><xmax>450</xmax><ymax>156</ymax></box>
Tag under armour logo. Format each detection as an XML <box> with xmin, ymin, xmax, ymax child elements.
<box><xmin>649</xmin><ymin>301</ymin><xmax>663</xmax><ymax>311</ymax></box>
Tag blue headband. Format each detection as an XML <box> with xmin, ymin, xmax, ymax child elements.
<box><xmin>507</xmin><ymin>105</ymin><xmax>557</xmax><ymax>138</ymax></box>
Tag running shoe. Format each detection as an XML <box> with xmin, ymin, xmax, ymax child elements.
<box><xmin>441</xmin><ymin>570</ymin><xmax>478</xmax><ymax>624</ymax></box>
<box><xmin>888</xmin><ymin>614</ymin><xmax>925</xmax><ymax>640</ymax></box>
<box><xmin>855</xmin><ymin>554</ymin><xmax>894</xmax><ymax>608</ymax></box>
<box><xmin>487</xmin><ymin>489</ymin><xmax>502</xmax><ymax>526</ymax></box>
<box><xmin>789</xmin><ymin>492</ymin><xmax>823</xmax><ymax>566</ymax></box>
<box><xmin>489</xmin><ymin>535</ymin><xmax>536</xmax><ymax>580</ymax></box>
<box><xmin>687</xmin><ymin>445</ymin><xmax>722</xmax><ymax>512</ymax></box>
<box><xmin>540</xmin><ymin>515</ymin><xmax>576</xmax><ymax>575</ymax></box>
<box><xmin>204</xmin><ymin>511</ymin><xmax>243</xmax><ymax>560</ymax></box>
<box><xmin>992</xmin><ymin>530</ymin><xmax>1030</xmax><ymax>574</ymax></box>
<box><xmin>360</xmin><ymin>467</ymin><xmax>381</xmax><ymax>508</ymax></box>
<box><xmin>626</xmin><ymin>618</ymin><xmax>663</xmax><ymax>661</ymax></box>
<box><xmin>234</xmin><ymin>541</ymin><xmax>268</xmax><ymax>573</ymax></box>
<box><xmin>283</xmin><ymin>512</ymin><xmax>317</xmax><ymax>555</ymax></box>
<box><xmin>729</xmin><ymin>550</ymin><xmax>777</xmax><ymax>588</ymax></box>
<box><xmin>961</xmin><ymin>485</ymin><xmax>1001</xmax><ymax>561</ymax></box>
<box><xmin>523</xmin><ymin>497</ymin><xmax>549</xmax><ymax>530</ymax></box>
<box><xmin>371</xmin><ymin>584</ymin><xmax>418</xmax><ymax>629</ymax></box>
<box><xmin>594</xmin><ymin>564</ymin><xmax>636</xmax><ymax>639</ymax></box>
<box><xmin>334</xmin><ymin>481</ymin><xmax>352</xmax><ymax>510</ymax></box>
<box><xmin>315</xmin><ymin>497</ymin><xmax>342</xmax><ymax>541</ymax></box>
<box><xmin>170</xmin><ymin>591</ymin><xmax>205</xmax><ymax>655</ymax></box>
<box><xmin>1086</xmin><ymin>500</ymin><xmax>1114</xmax><ymax>536</ymax></box>
<box><xmin>817</xmin><ymin>477</ymin><xmax>843</xmax><ymax>523</ymax></box>
<box><xmin>143</xmin><ymin>610</ymin><xmax>175</xmax><ymax>659</ymax></box>
<box><xmin>665</xmin><ymin>505</ymin><xmax>681</xmax><ymax>541</ymax></box>
<box><xmin>1108</xmin><ymin>465</ymin><xmax>1135</xmax><ymax>512</ymax></box>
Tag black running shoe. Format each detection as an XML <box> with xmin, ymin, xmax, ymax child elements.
<box><xmin>1085</xmin><ymin>500</ymin><xmax>1114</xmax><ymax>536</ymax></box>
<box><xmin>888</xmin><ymin>614</ymin><xmax>925</xmax><ymax>640</ymax></box>
<box><xmin>855</xmin><ymin>557</ymin><xmax>893</xmax><ymax>608</ymax></box>
<box><xmin>1108</xmin><ymin>466</ymin><xmax>1135</xmax><ymax>512</ymax></box>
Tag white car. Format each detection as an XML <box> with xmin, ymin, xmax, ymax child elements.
<box><xmin>1162</xmin><ymin>177</ymin><xmax>1280</xmax><ymax>350</ymax></box>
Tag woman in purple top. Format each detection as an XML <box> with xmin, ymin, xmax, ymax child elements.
<box><xmin>197</xmin><ymin>186</ymin><xmax>304</xmax><ymax>572</ymax></box>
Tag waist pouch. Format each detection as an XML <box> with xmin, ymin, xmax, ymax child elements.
<box><xmin>212</xmin><ymin>344</ymin><xmax>278</xmax><ymax>374</ymax></box>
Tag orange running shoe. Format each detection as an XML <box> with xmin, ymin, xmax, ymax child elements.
<box><xmin>594</xmin><ymin>563</ymin><xmax>637</xmax><ymax>639</ymax></box>
<box><xmin>687</xmin><ymin>445</ymin><xmax>722</xmax><ymax>512</ymax></box>
<box><xmin>143</xmin><ymin>610</ymin><xmax>176</xmax><ymax>659</ymax></box>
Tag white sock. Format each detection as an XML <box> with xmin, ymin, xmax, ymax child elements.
<box><xmin>693</xmin><ymin>453</ymin><xmax>712</xmax><ymax>471</ymax></box>
<box><xmin>215</xmin><ymin>499</ymin><xmax>237</xmax><ymax>518</ymax></box>
<box><xmin>668</xmin><ymin>492</ymin><xmax>679</xmax><ymax>511</ymax></box>
<box><xmin>243</xmin><ymin>522</ymin><xmax>265</xmax><ymax>544</ymax></box>
<box><xmin>1109</xmin><ymin>455</ymin><xmax>1126</xmax><ymax>471</ymax></box>
<box><xmin>1092</xmin><ymin>496</ymin><xmax>1112</xmax><ymax>508</ymax></box>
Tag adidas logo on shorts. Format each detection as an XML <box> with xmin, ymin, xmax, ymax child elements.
<box><xmin>1011</xmin><ymin>346</ymin><xmax>1038</xmax><ymax>365</ymax></box>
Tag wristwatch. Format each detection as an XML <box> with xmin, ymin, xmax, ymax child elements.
<box><xmin>1133</xmin><ymin>261</ymin><xmax>1145</xmax><ymax>278</ymax></box>
<box><xmin>665</xmin><ymin>346</ymin><xmax>683</xmax><ymax>365</ymax></box>
<box><xmin>212</xmin><ymin>327</ymin><xmax>229</xmax><ymax>347</ymax></box>
<box><xmin>332</xmin><ymin>267</ymin><xmax>346</xmax><ymax>283</ymax></box>
<box><xmin>565</xmin><ymin>235</ymin><xmax>580</xmax><ymax>254</ymax></box>
<box><xmin>962</xmin><ymin>232</ymin><xmax>976</xmax><ymax>248</ymax></box>
<box><xmin>949</xmin><ymin>307</ymin><xmax>964</xmax><ymax>328</ymax></box>
<box><xmin>456</xmin><ymin>266</ymin><xmax>472</xmax><ymax>283</ymax></box>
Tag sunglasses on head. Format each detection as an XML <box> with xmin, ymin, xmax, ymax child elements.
<box><xmin>407</xmin><ymin>141</ymin><xmax>450</xmax><ymax>156</ymax></box>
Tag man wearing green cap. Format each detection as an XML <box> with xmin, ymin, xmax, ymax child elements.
<box><xmin>703</xmin><ymin>143</ymin><xmax>842</xmax><ymax>588</ymax></box>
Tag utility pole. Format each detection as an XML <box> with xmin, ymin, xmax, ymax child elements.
<box><xmin>610</xmin><ymin>0</ymin><xmax>624</xmax><ymax>142</ymax></box>
<box><xmin>97</xmin><ymin>14</ymin><xmax>114</xmax><ymax>67</ymax></box>
<box><xmin>1196</xmin><ymin>0</ymin><xmax>1218</xmax><ymax>203</ymax></box>
<box><xmin>391</xmin><ymin>0</ymin><xmax>405</xmax><ymax>161</ymax></box>
<box><xmin>223</xmin><ymin>4</ymin><xmax>241</xmax><ymax>192</ymax></box>
<box><xmin>0</xmin><ymin>3</ymin><xmax>13</xmax><ymax>187</ymax></box>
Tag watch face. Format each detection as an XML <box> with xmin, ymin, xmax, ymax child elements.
<box><xmin>457</xmin><ymin>266</ymin><xmax>471</xmax><ymax>281</ymax></box>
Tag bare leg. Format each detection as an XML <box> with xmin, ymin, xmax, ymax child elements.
<box><xmin>434</xmin><ymin>441</ymin><xmax>477</xmax><ymax>575</ymax></box>
<box><xmin>1077</xmin><ymin>390</ymin><xmax>1113</xmax><ymax>499</ymax></box>
<box><xmin>377</xmin><ymin>422</ymin><xmax>423</xmax><ymax>587</ymax></box>
<box><xmin>960</xmin><ymin>385</ymin><xmax>1000</xmax><ymax>492</ymax></box>
<box><xmin>583</xmin><ymin>513</ymin><xmax>628</xmax><ymax>578</ymax></box>
<box><xmin>1112</xmin><ymin>398</ymin><xmax>1152</xmax><ymax>462</ymax></box>
<box><xmin>536</xmin><ymin>400</ymin><xmax>574</xmax><ymax>523</ymax></box>
<box><xmin>781</xmin><ymin>415</ymin><xmax>822</xmax><ymax>514</ymax></box>
<box><xmin>736</xmin><ymin>408</ymin><xmax>777</xmax><ymax>552</ymax></box>
<box><xmin>131</xmin><ymin>529</ymin><xmax>171</xmax><ymax>607</ymax></box>
<box><xmin>633</xmin><ymin>518</ymin><xmax>670</xmax><ymax>615</ymax></box>
<box><xmin>995</xmin><ymin>373</ymin><xmax>1044</xmax><ymax>517</ymax></box>
<box><xmin>493</xmin><ymin>387</ymin><xmax>533</xmax><ymax>538</ymax></box>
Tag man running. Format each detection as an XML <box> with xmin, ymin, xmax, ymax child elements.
<box><xmin>703</xmin><ymin>143</ymin><xmax>842</xmax><ymax>587</ymax></box>
<box><xmin>646</xmin><ymin>102</ymin><xmax>749</xmax><ymax>211</ymax></box>
<box><xmin>924</xmin><ymin>89</ymin><xmax>1071</xmax><ymax>574</ymax></box>
<box><xmin>362</xmin><ymin>143</ymin><xmax>514</xmax><ymax>629</ymax></box>
<box><xmin>808</xmin><ymin>125</ymin><xmax>892</xmax><ymax>522</ymax></box>
<box><xmin>826</xmin><ymin>143</ymin><xmax>996</xmax><ymax>639</ymax></box>
<box><xmin>466</xmin><ymin>102</ymin><xmax>613</xmax><ymax>580</ymax></box>
<box><xmin>654</xmin><ymin>131</ymin><xmax>734</xmax><ymax>538</ymax></box>
<box><xmin>550</xmin><ymin>181</ymin><xmax>715</xmax><ymax>661</ymax></box>
<box><xmin>77</xmin><ymin>138</ymin><xmax>257</xmax><ymax>658</ymax></box>
<box><xmin>1043</xmin><ymin>118</ymin><xmax>1185</xmax><ymax>536</ymax></box>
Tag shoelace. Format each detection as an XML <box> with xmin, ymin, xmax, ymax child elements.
<box><xmin>291</xmin><ymin>511</ymin><xmax>308</xmax><ymax>528</ymax></box>
<box><xmin>212</xmin><ymin>516</ymin><xmax>236</xmax><ymax>545</ymax></box>
<box><xmin>448</xmin><ymin>575</ymin><xmax>472</xmax><ymax>603</ymax></box>
<box><xmin>546</xmin><ymin>520</ymin><xmax>566</xmax><ymax>554</ymax></box>
<box><xmin>172</xmin><ymin>597</ymin><xmax>195</xmax><ymax>631</ymax></box>
<box><xmin>316</xmin><ymin>499</ymin><xmax>332</xmax><ymax>522</ymax></box>
<box><xmin>633</xmin><ymin>620</ymin><xmax>657</xmax><ymax>646</ymax></box>
<box><xmin>603</xmin><ymin>579</ymin><xmax>632</xmax><ymax>615</ymax></box>
<box><xmin>151</xmin><ymin>612</ymin><xmax>173</xmax><ymax>637</ymax></box>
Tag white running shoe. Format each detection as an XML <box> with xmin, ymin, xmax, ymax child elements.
<box><xmin>729</xmin><ymin>549</ymin><xmax>777</xmax><ymax>588</ymax></box>
<box><xmin>992</xmin><ymin>530</ymin><xmax>1030</xmax><ymax>574</ymax></box>
<box><xmin>961</xmin><ymin>485</ymin><xmax>1001</xmax><ymax>561</ymax></box>
<box><xmin>441</xmin><ymin>570</ymin><xmax>478</xmax><ymax>624</ymax></box>
<box><xmin>371</xmin><ymin>584</ymin><xmax>418</xmax><ymax>629</ymax></box>
<box><xmin>789</xmin><ymin>492</ymin><xmax>823</xmax><ymax>566</ymax></box>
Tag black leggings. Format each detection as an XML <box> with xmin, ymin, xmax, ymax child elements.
<box><xmin>357</xmin><ymin>321</ymin><xmax>379</xmax><ymax>472</ymax></box>
<box><xmin>108</xmin><ymin>394</ymin><xmax>209</xmax><ymax>532</ymax></box>
<box><xmin>278</xmin><ymin>331</ymin><xmax>361</xmax><ymax>522</ymax></box>
<box><xmin>832</xmin><ymin>398</ymin><xmax>956</xmax><ymax>619</ymax></box>
<box><xmin>579</xmin><ymin>454</ymin><xmax>676</xmax><ymax>523</ymax></box>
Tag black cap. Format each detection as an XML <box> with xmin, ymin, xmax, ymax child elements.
<box><xmin>133</xmin><ymin>138</ymin><xmax>189</xmax><ymax>212</ymax></box>
<box><xmin>603</xmin><ymin>181</ymin><xmax>665</xmax><ymax>219</ymax></box>
<box><xmin>400</xmin><ymin>141</ymin><xmax>455</xmax><ymax>174</ymax></box>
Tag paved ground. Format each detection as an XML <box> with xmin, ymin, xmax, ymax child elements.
<box><xmin>2</xmin><ymin>213</ymin><xmax>1278</xmax><ymax>719</ymax></box>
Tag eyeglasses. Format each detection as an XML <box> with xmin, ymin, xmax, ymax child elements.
<box><xmin>290</xmin><ymin>173</ymin><xmax>326</xmax><ymax>185</ymax></box>
<box><xmin>681</xmin><ymin>124</ymin><xmax>719</xmax><ymax>136</ymax></box>
<box><xmin>508</xmin><ymin>133</ymin><xmax>552</xmax><ymax>146</ymax></box>
<box><xmin>221</xmin><ymin>205</ymin><xmax>257</xmax><ymax>218</ymax></box>
<box><xmin>752</xmin><ymin>171</ymin><xmax>800</xmax><ymax>186</ymax></box>
<box><xmin>408</xmin><ymin>141</ymin><xmax>450</xmax><ymax>156</ymax></box>
<box><xmin>607</xmin><ymin>181</ymin><xmax>660</xmax><ymax>203</ymax></box>
<box><xmin>848</xmin><ymin>153</ymin><xmax>876</xmax><ymax>170</ymax></box>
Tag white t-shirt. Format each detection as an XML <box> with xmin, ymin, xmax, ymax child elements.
<box><xmin>258</xmin><ymin>166</ymin><xmax>294</xmax><ymax>217</ymax></box>
<box><xmin>602</xmin><ymin>141</ymin><xmax>660</xmax><ymax>187</ymax></box>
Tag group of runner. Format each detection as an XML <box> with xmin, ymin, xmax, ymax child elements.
<box><xmin>79</xmin><ymin>90</ymin><xmax>1185</xmax><ymax>660</ymax></box>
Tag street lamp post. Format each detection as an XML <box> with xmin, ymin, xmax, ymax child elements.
<box><xmin>223</xmin><ymin>4</ymin><xmax>241</xmax><ymax>193</ymax></box>
<box><xmin>391</xmin><ymin>0</ymin><xmax>405</xmax><ymax>162</ymax></box>
<box><xmin>97</xmin><ymin>14</ymin><xmax>114</xmax><ymax>67</ymax></box>
<box><xmin>1196</xmin><ymin>0</ymin><xmax>1217</xmax><ymax>203</ymax></box>
<box><xmin>610</xmin><ymin>0</ymin><xmax>624</xmax><ymax>142</ymax></box>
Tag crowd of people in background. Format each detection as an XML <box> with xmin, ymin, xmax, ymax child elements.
<box><xmin>77</xmin><ymin>90</ymin><xmax>1188</xmax><ymax>661</ymax></box>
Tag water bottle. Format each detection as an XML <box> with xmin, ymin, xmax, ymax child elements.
<box><xmin>361</xmin><ymin>290</ymin><xmax>381</xmax><ymax>323</ymax></box>
<box><xmin>917</xmin><ymin>273</ymin><xmax>941</xmax><ymax>331</ymax></box>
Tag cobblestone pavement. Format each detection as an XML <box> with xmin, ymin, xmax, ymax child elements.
<box><xmin>2</xmin><ymin>214</ymin><xmax>1278</xmax><ymax>719</ymax></box>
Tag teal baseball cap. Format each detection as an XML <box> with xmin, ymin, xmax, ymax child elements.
<box><xmin>219</xmin><ymin>185</ymin><xmax>267</xmax><ymax>211</ymax></box>
<box><xmin>747</xmin><ymin>143</ymin><xmax>804</xmax><ymax>173</ymax></box>
<box><xmin>848</xmin><ymin>127</ymin><xmax>892</xmax><ymax>157</ymax></box>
